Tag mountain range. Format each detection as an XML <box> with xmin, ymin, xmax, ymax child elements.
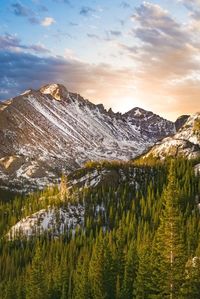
<box><xmin>1</xmin><ymin>85</ymin><xmax>200</xmax><ymax>297</ymax></box>
<box><xmin>0</xmin><ymin>83</ymin><xmax>199</xmax><ymax>192</ymax></box>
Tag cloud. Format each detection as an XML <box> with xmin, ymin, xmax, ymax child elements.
<box><xmin>80</xmin><ymin>6</ymin><xmax>96</xmax><ymax>16</ymax></box>
<box><xmin>0</xmin><ymin>49</ymin><xmax>136</xmax><ymax>116</ymax></box>
<box><xmin>115</xmin><ymin>1</ymin><xmax>200</xmax><ymax>119</ymax></box>
<box><xmin>109</xmin><ymin>30</ymin><xmax>122</xmax><ymax>37</ymax></box>
<box><xmin>180</xmin><ymin>0</ymin><xmax>200</xmax><ymax>20</ymax></box>
<box><xmin>64</xmin><ymin>48</ymin><xmax>77</xmax><ymax>59</ymax></box>
<box><xmin>118</xmin><ymin>43</ymin><xmax>139</xmax><ymax>54</ymax></box>
<box><xmin>0</xmin><ymin>33</ymin><xmax>50</xmax><ymax>53</ymax></box>
<box><xmin>87</xmin><ymin>33</ymin><xmax>100</xmax><ymax>39</ymax></box>
<box><xmin>11</xmin><ymin>2</ymin><xmax>32</xmax><ymax>17</ymax></box>
<box><xmin>130</xmin><ymin>2</ymin><xmax>199</xmax><ymax>76</ymax></box>
<box><xmin>41</xmin><ymin>17</ymin><xmax>56</xmax><ymax>27</ymax></box>
<box><xmin>28</xmin><ymin>44</ymin><xmax>51</xmax><ymax>53</ymax></box>
<box><xmin>10</xmin><ymin>2</ymin><xmax>54</xmax><ymax>26</ymax></box>
<box><xmin>3</xmin><ymin>1</ymin><xmax>200</xmax><ymax>120</ymax></box>
<box><xmin>180</xmin><ymin>0</ymin><xmax>200</xmax><ymax>10</ymax></box>
<box><xmin>132</xmin><ymin>2</ymin><xmax>183</xmax><ymax>38</ymax></box>
<box><xmin>0</xmin><ymin>34</ymin><xmax>21</xmax><ymax>51</ymax></box>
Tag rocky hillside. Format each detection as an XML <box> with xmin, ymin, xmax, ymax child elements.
<box><xmin>140</xmin><ymin>113</ymin><xmax>200</xmax><ymax>161</ymax></box>
<box><xmin>7</xmin><ymin>161</ymin><xmax>161</xmax><ymax>238</ymax></box>
<box><xmin>0</xmin><ymin>83</ymin><xmax>175</xmax><ymax>192</ymax></box>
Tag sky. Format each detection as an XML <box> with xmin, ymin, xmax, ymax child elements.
<box><xmin>0</xmin><ymin>0</ymin><xmax>199</xmax><ymax>120</ymax></box>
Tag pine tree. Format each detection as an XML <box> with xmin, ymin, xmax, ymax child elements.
<box><xmin>151</xmin><ymin>160</ymin><xmax>187</xmax><ymax>298</ymax></box>
<box><xmin>73</xmin><ymin>254</ymin><xmax>91</xmax><ymax>299</ymax></box>
<box><xmin>121</xmin><ymin>242</ymin><xmax>138</xmax><ymax>299</ymax></box>
<box><xmin>88</xmin><ymin>234</ymin><xmax>108</xmax><ymax>299</ymax></box>
<box><xmin>135</xmin><ymin>244</ymin><xmax>153</xmax><ymax>299</ymax></box>
<box><xmin>26</xmin><ymin>245</ymin><xmax>48</xmax><ymax>299</ymax></box>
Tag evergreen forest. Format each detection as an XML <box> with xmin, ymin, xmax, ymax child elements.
<box><xmin>0</xmin><ymin>158</ymin><xmax>200</xmax><ymax>299</ymax></box>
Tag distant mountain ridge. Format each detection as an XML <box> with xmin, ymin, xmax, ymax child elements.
<box><xmin>140</xmin><ymin>112</ymin><xmax>200</xmax><ymax>161</ymax></box>
<box><xmin>0</xmin><ymin>83</ymin><xmax>176</xmax><ymax>191</ymax></box>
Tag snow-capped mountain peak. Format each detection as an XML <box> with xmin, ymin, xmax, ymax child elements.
<box><xmin>0</xmin><ymin>83</ymin><xmax>176</xmax><ymax>192</ymax></box>
<box><xmin>124</xmin><ymin>107</ymin><xmax>175</xmax><ymax>140</ymax></box>
<box><xmin>126</xmin><ymin>107</ymin><xmax>148</xmax><ymax>117</ymax></box>
<box><xmin>40</xmin><ymin>83</ymin><xmax>69</xmax><ymax>101</ymax></box>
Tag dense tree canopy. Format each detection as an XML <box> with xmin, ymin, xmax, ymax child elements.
<box><xmin>0</xmin><ymin>158</ymin><xmax>200</xmax><ymax>298</ymax></box>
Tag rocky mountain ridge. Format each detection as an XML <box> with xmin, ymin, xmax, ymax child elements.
<box><xmin>140</xmin><ymin>113</ymin><xmax>200</xmax><ymax>161</ymax></box>
<box><xmin>0</xmin><ymin>83</ymin><xmax>176</xmax><ymax>191</ymax></box>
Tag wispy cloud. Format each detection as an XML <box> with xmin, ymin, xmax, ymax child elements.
<box><xmin>116</xmin><ymin>1</ymin><xmax>200</xmax><ymax>118</ymax></box>
<box><xmin>0</xmin><ymin>33</ymin><xmax>50</xmax><ymax>53</ymax></box>
<box><xmin>109</xmin><ymin>30</ymin><xmax>122</xmax><ymax>37</ymax></box>
<box><xmin>0</xmin><ymin>49</ymin><xmax>135</xmax><ymax>115</ymax></box>
<box><xmin>11</xmin><ymin>2</ymin><xmax>32</xmax><ymax>17</ymax></box>
<box><xmin>180</xmin><ymin>0</ymin><xmax>200</xmax><ymax>10</ymax></box>
<box><xmin>180</xmin><ymin>0</ymin><xmax>200</xmax><ymax>20</ymax></box>
<box><xmin>130</xmin><ymin>2</ymin><xmax>199</xmax><ymax>77</ymax></box>
<box><xmin>87</xmin><ymin>33</ymin><xmax>100</xmax><ymax>40</ymax></box>
<box><xmin>10</xmin><ymin>2</ymin><xmax>55</xmax><ymax>26</ymax></box>
<box><xmin>80</xmin><ymin>6</ymin><xmax>96</xmax><ymax>16</ymax></box>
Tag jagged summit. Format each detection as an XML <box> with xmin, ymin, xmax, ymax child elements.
<box><xmin>125</xmin><ymin>107</ymin><xmax>149</xmax><ymax>117</ymax></box>
<box><xmin>39</xmin><ymin>83</ymin><xmax>69</xmax><ymax>101</ymax></box>
<box><xmin>124</xmin><ymin>106</ymin><xmax>175</xmax><ymax>140</ymax></box>
<box><xmin>0</xmin><ymin>83</ymin><xmax>176</xmax><ymax>191</ymax></box>
<box><xmin>124</xmin><ymin>107</ymin><xmax>169</xmax><ymax>121</ymax></box>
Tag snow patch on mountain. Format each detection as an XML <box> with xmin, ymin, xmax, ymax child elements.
<box><xmin>20</xmin><ymin>89</ymin><xmax>32</xmax><ymax>96</ymax></box>
<box><xmin>8</xmin><ymin>204</ymin><xmax>84</xmax><ymax>239</ymax></box>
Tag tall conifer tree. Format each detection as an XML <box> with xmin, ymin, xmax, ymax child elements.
<box><xmin>151</xmin><ymin>160</ymin><xmax>187</xmax><ymax>298</ymax></box>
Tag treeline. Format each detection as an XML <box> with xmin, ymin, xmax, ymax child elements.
<box><xmin>0</xmin><ymin>159</ymin><xmax>200</xmax><ymax>298</ymax></box>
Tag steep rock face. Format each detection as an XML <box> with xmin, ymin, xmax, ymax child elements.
<box><xmin>0</xmin><ymin>84</ymin><xmax>175</xmax><ymax>191</ymax></box>
<box><xmin>124</xmin><ymin>107</ymin><xmax>175</xmax><ymax>140</ymax></box>
<box><xmin>141</xmin><ymin>113</ymin><xmax>200</xmax><ymax>160</ymax></box>
<box><xmin>175</xmin><ymin>115</ymin><xmax>190</xmax><ymax>131</ymax></box>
